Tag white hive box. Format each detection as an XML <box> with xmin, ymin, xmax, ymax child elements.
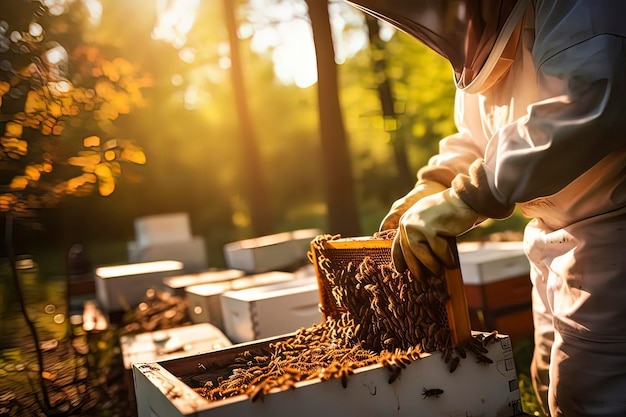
<box><xmin>127</xmin><ymin>237</ymin><xmax>208</xmax><ymax>274</ymax></box>
<box><xmin>185</xmin><ymin>271</ymin><xmax>296</xmax><ymax>328</ymax></box>
<box><xmin>134</xmin><ymin>212</ymin><xmax>192</xmax><ymax>246</ymax></box>
<box><xmin>458</xmin><ymin>241</ymin><xmax>530</xmax><ymax>285</ymax></box>
<box><xmin>129</xmin><ymin>212</ymin><xmax>208</xmax><ymax>273</ymax></box>
<box><xmin>120</xmin><ymin>323</ymin><xmax>232</xmax><ymax>370</ymax></box>
<box><xmin>95</xmin><ymin>260</ymin><xmax>184</xmax><ymax>314</ymax></box>
<box><xmin>220</xmin><ymin>277</ymin><xmax>322</xmax><ymax>343</ymax></box>
<box><xmin>163</xmin><ymin>269</ymin><xmax>245</xmax><ymax>296</ymax></box>
<box><xmin>223</xmin><ymin>229</ymin><xmax>320</xmax><ymax>273</ymax></box>
<box><xmin>132</xmin><ymin>333</ymin><xmax>524</xmax><ymax>417</ymax></box>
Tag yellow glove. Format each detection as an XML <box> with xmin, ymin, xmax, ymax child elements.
<box><xmin>379</xmin><ymin>180</ymin><xmax>447</xmax><ymax>231</ymax></box>
<box><xmin>392</xmin><ymin>188</ymin><xmax>486</xmax><ymax>277</ymax></box>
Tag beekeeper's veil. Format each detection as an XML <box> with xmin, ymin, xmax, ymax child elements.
<box><xmin>346</xmin><ymin>0</ymin><xmax>529</xmax><ymax>93</ymax></box>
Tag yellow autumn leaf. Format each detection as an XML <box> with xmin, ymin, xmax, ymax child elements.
<box><xmin>109</xmin><ymin>161</ymin><xmax>121</xmax><ymax>175</ymax></box>
<box><xmin>0</xmin><ymin>81</ymin><xmax>9</xmax><ymax>95</ymax></box>
<box><xmin>24</xmin><ymin>90</ymin><xmax>46</xmax><ymax>114</ymax></box>
<box><xmin>25</xmin><ymin>165</ymin><xmax>41</xmax><ymax>181</ymax></box>
<box><xmin>68</xmin><ymin>153</ymin><xmax>101</xmax><ymax>168</ymax></box>
<box><xmin>104</xmin><ymin>139</ymin><xmax>118</xmax><ymax>150</ymax></box>
<box><xmin>95</xmin><ymin>79</ymin><xmax>116</xmax><ymax>99</ymax></box>
<box><xmin>48</xmin><ymin>101</ymin><xmax>62</xmax><ymax>118</ymax></box>
<box><xmin>121</xmin><ymin>148</ymin><xmax>146</xmax><ymax>164</ymax></box>
<box><xmin>112</xmin><ymin>57</ymin><xmax>134</xmax><ymax>76</ymax></box>
<box><xmin>67</xmin><ymin>173</ymin><xmax>97</xmax><ymax>192</ymax></box>
<box><xmin>5</xmin><ymin>122</ymin><xmax>23</xmax><ymax>138</ymax></box>
<box><xmin>0</xmin><ymin>194</ymin><xmax>16</xmax><ymax>212</ymax></box>
<box><xmin>51</xmin><ymin>120</ymin><xmax>64</xmax><ymax>135</ymax></box>
<box><xmin>104</xmin><ymin>150</ymin><xmax>116</xmax><ymax>161</ymax></box>
<box><xmin>94</xmin><ymin>163</ymin><xmax>115</xmax><ymax>196</ymax></box>
<box><xmin>1</xmin><ymin>137</ymin><xmax>28</xmax><ymax>155</ymax></box>
<box><xmin>97</xmin><ymin>101</ymin><xmax>119</xmax><ymax>121</ymax></box>
<box><xmin>10</xmin><ymin>176</ymin><xmax>29</xmax><ymax>190</ymax></box>
<box><xmin>102</xmin><ymin>60</ymin><xmax>120</xmax><ymax>82</ymax></box>
<box><xmin>111</xmin><ymin>92</ymin><xmax>130</xmax><ymax>114</ymax></box>
<box><xmin>83</xmin><ymin>135</ymin><xmax>100</xmax><ymax>147</ymax></box>
<box><xmin>41</xmin><ymin>117</ymin><xmax>61</xmax><ymax>135</ymax></box>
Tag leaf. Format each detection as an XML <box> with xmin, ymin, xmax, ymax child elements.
<box><xmin>94</xmin><ymin>163</ymin><xmax>115</xmax><ymax>196</ymax></box>
<box><xmin>68</xmin><ymin>153</ymin><xmax>101</xmax><ymax>169</ymax></box>
<box><xmin>5</xmin><ymin>122</ymin><xmax>23</xmax><ymax>138</ymax></box>
<box><xmin>24</xmin><ymin>90</ymin><xmax>47</xmax><ymax>114</ymax></box>
<box><xmin>104</xmin><ymin>150</ymin><xmax>116</xmax><ymax>161</ymax></box>
<box><xmin>0</xmin><ymin>81</ymin><xmax>9</xmax><ymax>95</ymax></box>
<box><xmin>0</xmin><ymin>194</ymin><xmax>16</xmax><ymax>212</ymax></box>
<box><xmin>25</xmin><ymin>165</ymin><xmax>41</xmax><ymax>181</ymax></box>
<box><xmin>41</xmin><ymin>117</ymin><xmax>64</xmax><ymax>135</ymax></box>
<box><xmin>1</xmin><ymin>137</ymin><xmax>28</xmax><ymax>156</ymax></box>
<box><xmin>120</xmin><ymin>148</ymin><xmax>146</xmax><ymax>164</ymax></box>
<box><xmin>9</xmin><ymin>176</ymin><xmax>29</xmax><ymax>190</ymax></box>
<box><xmin>95</xmin><ymin>79</ymin><xmax>116</xmax><ymax>99</ymax></box>
<box><xmin>83</xmin><ymin>135</ymin><xmax>101</xmax><ymax>147</ymax></box>
<box><xmin>67</xmin><ymin>173</ymin><xmax>97</xmax><ymax>192</ymax></box>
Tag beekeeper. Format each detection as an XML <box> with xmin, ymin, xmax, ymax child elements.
<box><xmin>347</xmin><ymin>1</ymin><xmax>626</xmax><ymax>416</ymax></box>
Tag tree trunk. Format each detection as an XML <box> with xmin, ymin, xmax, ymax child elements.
<box><xmin>365</xmin><ymin>16</ymin><xmax>414</xmax><ymax>193</ymax></box>
<box><xmin>305</xmin><ymin>0</ymin><xmax>361</xmax><ymax>236</ymax></box>
<box><xmin>223</xmin><ymin>0</ymin><xmax>274</xmax><ymax>236</ymax></box>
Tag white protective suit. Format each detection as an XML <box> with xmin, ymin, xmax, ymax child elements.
<box><xmin>348</xmin><ymin>1</ymin><xmax>626</xmax><ymax>416</ymax></box>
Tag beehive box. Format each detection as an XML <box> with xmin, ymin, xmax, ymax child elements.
<box><xmin>134</xmin><ymin>212</ymin><xmax>192</xmax><ymax>246</ymax></box>
<box><xmin>458</xmin><ymin>241</ymin><xmax>529</xmax><ymax>285</ymax></box>
<box><xmin>220</xmin><ymin>276</ymin><xmax>322</xmax><ymax>343</ymax></box>
<box><xmin>163</xmin><ymin>269</ymin><xmax>245</xmax><ymax>296</ymax></box>
<box><xmin>185</xmin><ymin>271</ymin><xmax>296</xmax><ymax>328</ymax></box>
<box><xmin>127</xmin><ymin>237</ymin><xmax>208</xmax><ymax>274</ymax></box>
<box><xmin>458</xmin><ymin>242</ymin><xmax>533</xmax><ymax>341</ymax></box>
<box><xmin>95</xmin><ymin>260</ymin><xmax>184</xmax><ymax>314</ymax></box>
<box><xmin>132</xmin><ymin>331</ymin><xmax>524</xmax><ymax>417</ymax></box>
<box><xmin>120</xmin><ymin>323</ymin><xmax>232</xmax><ymax>370</ymax></box>
<box><xmin>223</xmin><ymin>229</ymin><xmax>320</xmax><ymax>273</ymax></box>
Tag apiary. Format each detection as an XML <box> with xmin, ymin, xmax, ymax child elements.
<box><xmin>219</xmin><ymin>276</ymin><xmax>323</xmax><ymax>343</ymax></box>
<box><xmin>133</xmin><ymin>232</ymin><xmax>524</xmax><ymax>417</ymax></box>
<box><xmin>185</xmin><ymin>271</ymin><xmax>296</xmax><ymax>327</ymax></box>
<box><xmin>223</xmin><ymin>229</ymin><xmax>321</xmax><ymax>273</ymax></box>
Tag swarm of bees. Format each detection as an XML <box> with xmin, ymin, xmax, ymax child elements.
<box><xmin>192</xmin><ymin>233</ymin><xmax>498</xmax><ymax>403</ymax></box>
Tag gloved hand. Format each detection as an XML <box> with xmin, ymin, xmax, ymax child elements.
<box><xmin>392</xmin><ymin>187</ymin><xmax>486</xmax><ymax>277</ymax></box>
<box><xmin>379</xmin><ymin>180</ymin><xmax>448</xmax><ymax>231</ymax></box>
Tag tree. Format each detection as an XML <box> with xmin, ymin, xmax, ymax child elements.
<box><xmin>365</xmin><ymin>15</ymin><xmax>413</xmax><ymax>194</ymax></box>
<box><xmin>305</xmin><ymin>0</ymin><xmax>360</xmax><ymax>236</ymax></box>
<box><xmin>0</xmin><ymin>3</ymin><xmax>149</xmax><ymax>414</ymax></box>
<box><xmin>222</xmin><ymin>0</ymin><xmax>274</xmax><ymax>236</ymax></box>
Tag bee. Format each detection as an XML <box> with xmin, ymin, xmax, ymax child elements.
<box><xmin>449</xmin><ymin>356</ymin><xmax>460</xmax><ymax>373</ymax></box>
<box><xmin>482</xmin><ymin>330</ymin><xmax>499</xmax><ymax>347</ymax></box>
<box><xmin>388</xmin><ymin>366</ymin><xmax>402</xmax><ymax>384</ymax></box>
<box><xmin>475</xmin><ymin>353</ymin><xmax>494</xmax><ymax>364</ymax></box>
<box><xmin>422</xmin><ymin>387</ymin><xmax>444</xmax><ymax>399</ymax></box>
<box><xmin>454</xmin><ymin>343</ymin><xmax>467</xmax><ymax>359</ymax></box>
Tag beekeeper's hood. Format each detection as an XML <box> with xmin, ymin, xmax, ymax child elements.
<box><xmin>346</xmin><ymin>0</ymin><xmax>530</xmax><ymax>93</ymax></box>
